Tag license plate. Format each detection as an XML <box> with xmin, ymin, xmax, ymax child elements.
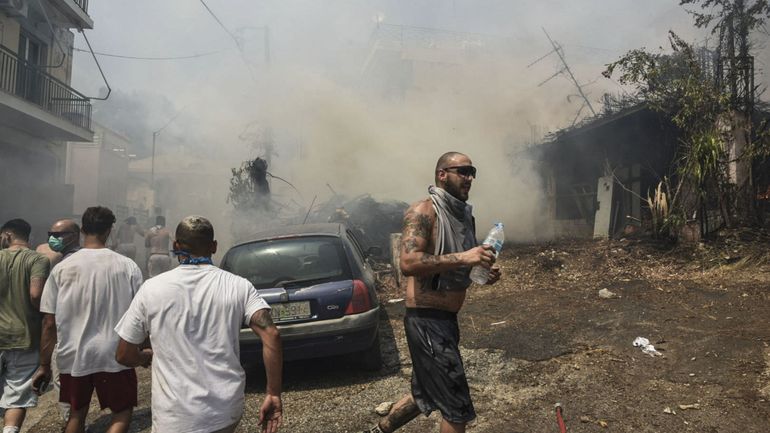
<box><xmin>271</xmin><ymin>301</ymin><xmax>311</xmax><ymax>322</ymax></box>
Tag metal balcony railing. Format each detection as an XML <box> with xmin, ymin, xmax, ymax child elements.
<box><xmin>72</xmin><ymin>0</ymin><xmax>89</xmax><ymax>14</ymax></box>
<box><xmin>0</xmin><ymin>44</ymin><xmax>91</xmax><ymax>131</ymax></box>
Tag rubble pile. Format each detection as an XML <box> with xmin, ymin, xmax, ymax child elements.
<box><xmin>307</xmin><ymin>194</ymin><xmax>408</xmax><ymax>261</ymax></box>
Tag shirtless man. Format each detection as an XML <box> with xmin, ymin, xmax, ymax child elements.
<box><xmin>115</xmin><ymin>217</ymin><xmax>144</xmax><ymax>261</ymax></box>
<box><xmin>365</xmin><ymin>152</ymin><xmax>501</xmax><ymax>433</ymax></box>
<box><xmin>145</xmin><ymin>216</ymin><xmax>171</xmax><ymax>277</ymax></box>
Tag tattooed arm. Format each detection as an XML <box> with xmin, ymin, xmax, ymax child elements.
<box><xmin>399</xmin><ymin>200</ymin><xmax>495</xmax><ymax>277</ymax></box>
<box><xmin>250</xmin><ymin>309</ymin><xmax>283</xmax><ymax>432</ymax></box>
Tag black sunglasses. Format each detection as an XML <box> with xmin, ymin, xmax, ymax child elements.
<box><xmin>442</xmin><ymin>165</ymin><xmax>477</xmax><ymax>178</ymax></box>
<box><xmin>48</xmin><ymin>231</ymin><xmax>77</xmax><ymax>237</ymax></box>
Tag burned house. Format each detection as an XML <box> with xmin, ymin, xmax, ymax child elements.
<box><xmin>530</xmin><ymin>104</ymin><xmax>680</xmax><ymax>239</ymax></box>
<box><xmin>531</xmin><ymin>101</ymin><xmax>770</xmax><ymax>239</ymax></box>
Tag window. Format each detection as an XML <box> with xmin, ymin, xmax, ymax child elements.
<box><xmin>18</xmin><ymin>33</ymin><xmax>46</xmax><ymax>66</ymax></box>
<box><xmin>16</xmin><ymin>33</ymin><xmax>47</xmax><ymax>104</ymax></box>
<box><xmin>223</xmin><ymin>236</ymin><xmax>352</xmax><ymax>290</ymax></box>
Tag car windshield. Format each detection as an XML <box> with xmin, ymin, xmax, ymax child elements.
<box><xmin>223</xmin><ymin>236</ymin><xmax>351</xmax><ymax>289</ymax></box>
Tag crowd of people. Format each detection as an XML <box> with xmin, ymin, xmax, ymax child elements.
<box><xmin>0</xmin><ymin>208</ymin><xmax>283</xmax><ymax>433</ymax></box>
<box><xmin>1</xmin><ymin>152</ymin><xmax>498</xmax><ymax>433</ymax></box>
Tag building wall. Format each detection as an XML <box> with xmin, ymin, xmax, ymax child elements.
<box><xmin>0</xmin><ymin>124</ymin><xmax>73</xmax><ymax>243</ymax></box>
<box><xmin>1</xmin><ymin>5</ymin><xmax>75</xmax><ymax>86</ymax></box>
<box><xmin>0</xmin><ymin>14</ymin><xmax>22</xmax><ymax>51</ymax></box>
<box><xmin>66</xmin><ymin>123</ymin><xmax>131</xmax><ymax>215</ymax></box>
<box><xmin>0</xmin><ymin>4</ymin><xmax>89</xmax><ymax>241</ymax></box>
<box><xmin>46</xmin><ymin>28</ymin><xmax>73</xmax><ymax>84</ymax></box>
<box><xmin>97</xmin><ymin>146</ymin><xmax>129</xmax><ymax>209</ymax></box>
<box><xmin>66</xmin><ymin>142</ymin><xmax>100</xmax><ymax>214</ymax></box>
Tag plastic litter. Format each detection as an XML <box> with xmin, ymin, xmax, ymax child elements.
<box><xmin>632</xmin><ymin>337</ymin><xmax>662</xmax><ymax>357</ymax></box>
<box><xmin>375</xmin><ymin>401</ymin><xmax>393</xmax><ymax>416</ymax></box>
<box><xmin>598</xmin><ymin>288</ymin><xmax>618</xmax><ymax>299</ymax></box>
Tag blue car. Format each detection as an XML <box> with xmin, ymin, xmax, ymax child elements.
<box><xmin>220</xmin><ymin>223</ymin><xmax>382</xmax><ymax>370</ymax></box>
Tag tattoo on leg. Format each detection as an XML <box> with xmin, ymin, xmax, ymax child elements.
<box><xmin>379</xmin><ymin>397</ymin><xmax>421</xmax><ymax>433</ymax></box>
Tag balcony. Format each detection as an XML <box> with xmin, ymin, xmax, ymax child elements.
<box><xmin>0</xmin><ymin>44</ymin><xmax>92</xmax><ymax>141</ymax></box>
<box><xmin>52</xmin><ymin>0</ymin><xmax>93</xmax><ymax>30</ymax></box>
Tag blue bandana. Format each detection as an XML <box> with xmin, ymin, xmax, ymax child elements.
<box><xmin>172</xmin><ymin>250</ymin><xmax>213</xmax><ymax>265</ymax></box>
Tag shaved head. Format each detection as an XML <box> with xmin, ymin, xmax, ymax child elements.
<box><xmin>49</xmin><ymin>218</ymin><xmax>81</xmax><ymax>252</ymax></box>
<box><xmin>434</xmin><ymin>152</ymin><xmax>474</xmax><ymax>201</ymax></box>
<box><xmin>175</xmin><ymin>215</ymin><xmax>215</xmax><ymax>256</ymax></box>
<box><xmin>435</xmin><ymin>152</ymin><xmax>467</xmax><ymax>174</ymax></box>
<box><xmin>50</xmin><ymin>219</ymin><xmax>79</xmax><ymax>234</ymax></box>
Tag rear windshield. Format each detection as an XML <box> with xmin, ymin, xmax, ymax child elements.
<box><xmin>223</xmin><ymin>236</ymin><xmax>351</xmax><ymax>289</ymax></box>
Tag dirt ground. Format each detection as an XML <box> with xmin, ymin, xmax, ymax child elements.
<box><xmin>24</xmin><ymin>230</ymin><xmax>770</xmax><ymax>433</ymax></box>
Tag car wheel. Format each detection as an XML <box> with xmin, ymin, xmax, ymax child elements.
<box><xmin>358</xmin><ymin>331</ymin><xmax>383</xmax><ymax>371</ymax></box>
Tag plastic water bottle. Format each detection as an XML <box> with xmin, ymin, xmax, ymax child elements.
<box><xmin>469</xmin><ymin>222</ymin><xmax>505</xmax><ymax>284</ymax></box>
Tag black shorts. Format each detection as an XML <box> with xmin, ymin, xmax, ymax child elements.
<box><xmin>404</xmin><ymin>308</ymin><xmax>476</xmax><ymax>424</ymax></box>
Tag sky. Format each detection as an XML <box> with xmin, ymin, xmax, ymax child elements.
<box><xmin>67</xmin><ymin>0</ymin><xmax>770</xmax><ymax>243</ymax></box>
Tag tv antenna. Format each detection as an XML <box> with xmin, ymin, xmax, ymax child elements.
<box><xmin>529</xmin><ymin>27</ymin><xmax>596</xmax><ymax>117</ymax></box>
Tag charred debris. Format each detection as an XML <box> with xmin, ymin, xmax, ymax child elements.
<box><xmin>228</xmin><ymin>157</ymin><xmax>407</xmax><ymax>264</ymax></box>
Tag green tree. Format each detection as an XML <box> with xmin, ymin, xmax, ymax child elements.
<box><xmin>604</xmin><ymin>1</ymin><xmax>770</xmax><ymax>237</ymax></box>
<box><xmin>604</xmin><ymin>33</ymin><xmax>730</xmax><ymax>237</ymax></box>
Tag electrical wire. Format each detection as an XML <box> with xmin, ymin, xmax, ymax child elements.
<box><xmin>198</xmin><ymin>0</ymin><xmax>243</xmax><ymax>49</ymax></box>
<box><xmin>197</xmin><ymin>0</ymin><xmax>259</xmax><ymax>83</ymax></box>
<box><xmin>72</xmin><ymin>47</ymin><xmax>225</xmax><ymax>61</ymax></box>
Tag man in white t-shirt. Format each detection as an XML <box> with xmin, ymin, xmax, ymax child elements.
<box><xmin>115</xmin><ymin>215</ymin><xmax>283</xmax><ymax>433</ymax></box>
<box><xmin>33</xmin><ymin>206</ymin><xmax>144</xmax><ymax>433</ymax></box>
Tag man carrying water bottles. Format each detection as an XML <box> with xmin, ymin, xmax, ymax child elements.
<box><xmin>364</xmin><ymin>152</ymin><xmax>501</xmax><ymax>433</ymax></box>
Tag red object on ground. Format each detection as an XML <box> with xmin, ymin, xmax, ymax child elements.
<box><xmin>555</xmin><ymin>404</ymin><xmax>567</xmax><ymax>433</ymax></box>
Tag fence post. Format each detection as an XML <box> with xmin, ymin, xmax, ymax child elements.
<box><xmin>389</xmin><ymin>233</ymin><xmax>404</xmax><ymax>289</ymax></box>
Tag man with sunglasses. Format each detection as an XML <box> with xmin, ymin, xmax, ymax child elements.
<box><xmin>36</xmin><ymin>219</ymin><xmax>81</xmax><ymax>268</ymax></box>
<box><xmin>365</xmin><ymin>152</ymin><xmax>500</xmax><ymax>433</ymax></box>
<box><xmin>34</xmin><ymin>219</ymin><xmax>82</xmax><ymax>422</ymax></box>
<box><xmin>34</xmin><ymin>207</ymin><xmax>144</xmax><ymax>433</ymax></box>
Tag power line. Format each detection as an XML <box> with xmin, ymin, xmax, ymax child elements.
<box><xmin>198</xmin><ymin>0</ymin><xmax>243</xmax><ymax>49</ymax></box>
<box><xmin>197</xmin><ymin>0</ymin><xmax>259</xmax><ymax>82</ymax></box>
<box><xmin>72</xmin><ymin>47</ymin><xmax>225</xmax><ymax>61</ymax></box>
<box><xmin>73</xmin><ymin>47</ymin><xmax>223</xmax><ymax>61</ymax></box>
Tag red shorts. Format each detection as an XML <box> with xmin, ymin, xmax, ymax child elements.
<box><xmin>59</xmin><ymin>369</ymin><xmax>137</xmax><ymax>412</ymax></box>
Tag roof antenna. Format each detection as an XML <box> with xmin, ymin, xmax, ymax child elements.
<box><xmin>529</xmin><ymin>27</ymin><xmax>596</xmax><ymax>118</ymax></box>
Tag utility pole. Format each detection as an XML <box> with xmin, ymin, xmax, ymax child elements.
<box><xmin>150</xmin><ymin>107</ymin><xmax>186</xmax><ymax>196</ymax></box>
<box><xmin>151</xmin><ymin>131</ymin><xmax>157</xmax><ymax>187</ymax></box>
<box><xmin>531</xmin><ymin>28</ymin><xmax>596</xmax><ymax>117</ymax></box>
<box><xmin>235</xmin><ymin>26</ymin><xmax>271</xmax><ymax>66</ymax></box>
<box><xmin>264</xmin><ymin>26</ymin><xmax>271</xmax><ymax>65</ymax></box>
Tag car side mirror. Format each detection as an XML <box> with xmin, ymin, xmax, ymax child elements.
<box><xmin>366</xmin><ymin>246</ymin><xmax>383</xmax><ymax>258</ymax></box>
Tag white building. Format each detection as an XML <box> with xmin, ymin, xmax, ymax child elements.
<box><xmin>0</xmin><ymin>0</ymin><xmax>93</xmax><ymax>241</ymax></box>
